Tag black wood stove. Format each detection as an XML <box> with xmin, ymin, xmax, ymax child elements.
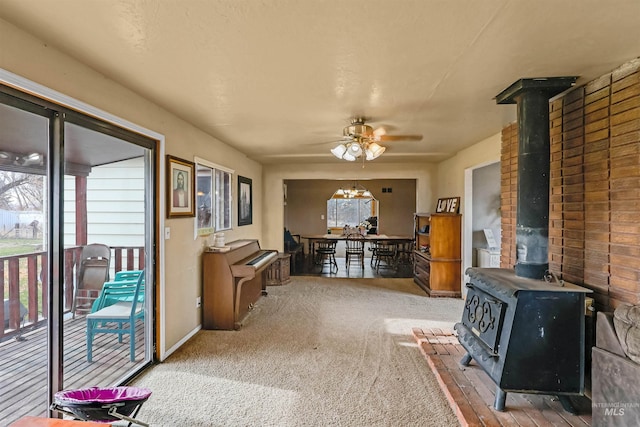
<box><xmin>454</xmin><ymin>77</ymin><xmax>592</xmax><ymax>412</ymax></box>
<box><xmin>455</xmin><ymin>268</ymin><xmax>591</xmax><ymax>412</ymax></box>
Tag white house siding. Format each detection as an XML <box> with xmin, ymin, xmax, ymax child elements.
<box><xmin>64</xmin><ymin>157</ymin><xmax>145</xmax><ymax>255</ymax></box>
<box><xmin>0</xmin><ymin>209</ymin><xmax>20</xmax><ymax>233</ymax></box>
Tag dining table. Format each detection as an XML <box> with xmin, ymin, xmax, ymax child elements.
<box><xmin>300</xmin><ymin>233</ymin><xmax>414</xmax><ymax>264</ymax></box>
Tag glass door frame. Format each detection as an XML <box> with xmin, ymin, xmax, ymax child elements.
<box><xmin>0</xmin><ymin>79</ymin><xmax>159</xmax><ymax>416</ymax></box>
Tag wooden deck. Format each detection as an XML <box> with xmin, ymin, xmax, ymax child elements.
<box><xmin>0</xmin><ymin>316</ymin><xmax>145</xmax><ymax>425</ymax></box>
<box><xmin>413</xmin><ymin>328</ymin><xmax>593</xmax><ymax>427</ymax></box>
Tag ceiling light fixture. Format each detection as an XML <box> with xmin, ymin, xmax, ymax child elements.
<box><xmin>21</xmin><ymin>152</ymin><xmax>43</xmax><ymax>166</ymax></box>
<box><xmin>330</xmin><ymin>118</ymin><xmax>387</xmax><ymax>167</ymax></box>
<box><xmin>331</xmin><ymin>182</ymin><xmax>374</xmax><ymax>199</ymax></box>
<box><xmin>331</xmin><ymin>138</ymin><xmax>386</xmax><ymax>165</ymax></box>
<box><xmin>0</xmin><ymin>150</ymin><xmax>44</xmax><ymax>166</ymax></box>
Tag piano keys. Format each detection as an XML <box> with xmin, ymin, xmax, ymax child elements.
<box><xmin>202</xmin><ymin>239</ymin><xmax>278</xmax><ymax>330</ymax></box>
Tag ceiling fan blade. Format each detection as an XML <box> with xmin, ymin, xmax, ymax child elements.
<box><xmin>376</xmin><ymin>134</ymin><xmax>423</xmax><ymax>142</ymax></box>
<box><xmin>308</xmin><ymin>138</ymin><xmax>352</xmax><ymax>146</ymax></box>
<box><xmin>372</xmin><ymin>127</ymin><xmax>387</xmax><ymax>137</ymax></box>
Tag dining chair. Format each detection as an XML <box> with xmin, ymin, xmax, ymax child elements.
<box><xmin>395</xmin><ymin>239</ymin><xmax>415</xmax><ymax>267</ymax></box>
<box><xmin>86</xmin><ymin>271</ymin><xmax>145</xmax><ymax>362</ymax></box>
<box><xmin>314</xmin><ymin>239</ymin><xmax>338</xmax><ymax>273</ymax></box>
<box><xmin>369</xmin><ymin>241</ymin><xmax>382</xmax><ymax>267</ymax></box>
<box><xmin>373</xmin><ymin>241</ymin><xmax>398</xmax><ymax>272</ymax></box>
<box><xmin>345</xmin><ymin>233</ymin><xmax>365</xmax><ymax>270</ymax></box>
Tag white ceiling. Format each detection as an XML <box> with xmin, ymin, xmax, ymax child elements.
<box><xmin>1</xmin><ymin>1</ymin><xmax>639</xmax><ymax>165</ymax></box>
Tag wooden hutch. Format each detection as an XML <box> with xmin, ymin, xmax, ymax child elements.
<box><xmin>413</xmin><ymin>212</ymin><xmax>462</xmax><ymax>297</ymax></box>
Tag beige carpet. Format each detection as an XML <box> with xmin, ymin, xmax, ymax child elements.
<box><xmin>133</xmin><ymin>277</ymin><xmax>464</xmax><ymax>426</ymax></box>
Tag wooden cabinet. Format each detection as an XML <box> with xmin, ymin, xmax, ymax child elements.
<box><xmin>413</xmin><ymin>212</ymin><xmax>462</xmax><ymax>297</ymax></box>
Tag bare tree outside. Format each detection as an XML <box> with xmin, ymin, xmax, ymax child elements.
<box><xmin>0</xmin><ymin>171</ymin><xmax>44</xmax><ymax>257</ymax></box>
<box><xmin>0</xmin><ymin>171</ymin><xmax>43</xmax><ymax>211</ymax></box>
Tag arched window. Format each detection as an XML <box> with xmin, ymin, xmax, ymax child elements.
<box><xmin>327</xmin><ymin>183</ymin><xmax>378</xmax><ymax>233</ymax></box>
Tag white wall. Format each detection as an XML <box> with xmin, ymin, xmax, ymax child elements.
<box><xmin>0</xmin><ymin>17</ymin><xmax>263</xmax><ymax>356</ymax></box>
<box><xmin>435</xmin><ymin>133</ymin><xmax>501</xmax><ymax>212</ymax></box>
<box><xmin>436</xmin><ymin>132</ymin><xmax>502</xmax><ymax>295</ymax></box>
<box><xmin>472</xmin><ymin>163</ymin><xmax>501</xmax><ymax>249</ymax></box>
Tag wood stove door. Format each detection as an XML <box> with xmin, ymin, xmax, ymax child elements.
<box><xmin>461</xmin><ymin>284</ymin><xmax>507</xmax><ymax>355</ymax></box>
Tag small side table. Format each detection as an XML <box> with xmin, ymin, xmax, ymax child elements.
<box><xmin>266</xmin><ymin>253</ymin><xmax>291</xmax><ymax>286</ymax></box>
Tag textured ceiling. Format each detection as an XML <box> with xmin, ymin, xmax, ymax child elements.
<box><xmin>1</xmin><ymin>0</ymin><xmax>639</xmax><ymax>165</ymax></box>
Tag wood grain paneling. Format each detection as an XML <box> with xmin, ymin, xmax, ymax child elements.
<box><xmin>500</xmin><ymin>58</ymin><xmax>640</xmax><ymax>310</ymax></box>
<box><xmin>608</xmin><ymin>63</ymin><xmax>640</xmax><ymax>308</ymax></box>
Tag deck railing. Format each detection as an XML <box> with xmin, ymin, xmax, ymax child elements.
<box><xmin>0</xmin><ymin>245</ymin><xmax>144</xmax><ymax>340</ymax></box>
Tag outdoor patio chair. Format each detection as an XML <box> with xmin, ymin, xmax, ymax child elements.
<box><xmin>72</xmin><ymin>243</ymin><xmax>111</xmax><ymax>318</ymax></box>
<box><xmin>86</xmin><ymin>271</ymin><xmax>145</xmax><ymax>362</ymax></box>
<box><xmin>113</xmin><ymin>269</ymin><xmax>144</xmax><ymax>282</ymax></box>
<box><xmin>90</xmin><ymin>270</ymin><xmax>145</xmax><ymax>313</ymax></box>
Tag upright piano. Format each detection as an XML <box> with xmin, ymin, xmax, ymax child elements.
<box><xmin>202</xmin><ymin>239</ymin><xmax>278</xmax><ymax>330</ymax></box>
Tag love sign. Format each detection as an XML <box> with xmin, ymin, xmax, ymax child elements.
<box><xmin>436</xmin><ymin>197</ymin><xmax>460</xmax><ymax>214</ymax></box>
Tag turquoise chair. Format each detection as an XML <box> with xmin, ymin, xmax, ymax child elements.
<box><xmin>113</xmin><ymin>269</ymin><xmax>144</xmax><ymax>282</ymax></box>
<box><xmin>86</xmin><ymin>271</ymin><xmax>145</xmax><ymax>362</ymax></box>
<box><xmin>90</xmin><ymin>270</ymin><xmax>145</xmax><ymax>313</ymax></box>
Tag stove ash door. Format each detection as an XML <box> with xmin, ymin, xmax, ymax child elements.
<box><xmin>460</xmin><ymin>283</ymin><xmax>507</xmax><ymax>356</ymax></box>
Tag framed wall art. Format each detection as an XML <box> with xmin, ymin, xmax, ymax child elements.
<box><xmin>167</xmin><ymin>155</ymin><xmax>195</xmax><ymax>218</ymax></box>
<box><xmin>237</xmin><ymin>175</ymin><xmax>252</xmax><ymax>226</ymax></box>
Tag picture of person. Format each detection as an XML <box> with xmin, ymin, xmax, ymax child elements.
<box><xmin>173</xmin><ymin>171</ymin><xmax>188</xmax><ymax>208</ymax></box>
<box><xmin>166</xmin><ymin>155</ymin><xmax>195</xmax><ymax>218</ymax></box>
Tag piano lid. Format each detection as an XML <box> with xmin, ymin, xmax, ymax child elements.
<box><xmin>231</xmin><ymin>250</ymin><xmax>278</xmax><ymax>279</ymax></box>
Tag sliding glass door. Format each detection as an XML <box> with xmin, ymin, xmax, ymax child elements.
<box><xmin>0</xmin><ymin>86</ymin><xmax>156</xmax><ymax>424</ymax></box>
<box><xmin>61</xmin><ymin>115</ymin><xmax>154</xmax><ymax>394</ymax></box>
<box><xmin>0</xmin><ymin>92</ymin><xmax>52</xmax><ymax>423</ymax></box>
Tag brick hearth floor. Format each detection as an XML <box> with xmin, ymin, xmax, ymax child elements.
<box><xmin>412</xmin><ymin>328</ymin><xmax>593</xmax><ymax>427</ymax></box>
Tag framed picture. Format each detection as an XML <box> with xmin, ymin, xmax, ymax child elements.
<box><xmin>238</xmin><ymin>175</ymin><xmax>252</xmax><ymax>226</ymax></box>
<box><xmin>166</xmin><ymin>155</ymin><xmax>195</xmax><ymax>218</ymax></box>
<box><xmin>436</xmin><ymin>197</ymin><xmax>460</xmax><ymax>214</ymax></box>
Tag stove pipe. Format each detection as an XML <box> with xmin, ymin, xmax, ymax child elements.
<box><xmin>496</xmin><ymin>78</ymin><xmax>577</xmax><ymax>279</ymax></box>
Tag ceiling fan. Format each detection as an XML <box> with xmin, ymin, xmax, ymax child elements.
<box><xmin>330</xmin><ymin>117</ymin><xmax>423</xmax><ymax>164</ymax></box>
<box><xmin>342</xmin><ymin>117</ymin><xmax>423</xmax><ymax>142</ymax></box>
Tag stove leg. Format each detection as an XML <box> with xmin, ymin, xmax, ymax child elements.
<box><xmin>460</xmin><ymin>352</ymin><xmax>472</xmax><ymax>366</ymax></box>
<box><xmin>494</xmin><ymin>387</ymin><xmax>506</xmax><ymax>411</ymax></box>
<box><xmin>557</xmin><ymin>395</ymin><xmax>578</xmax><ymax>415</ymax></box>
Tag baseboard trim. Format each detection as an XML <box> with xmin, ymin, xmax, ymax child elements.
<box><xmin>162</xmin><ymin>325</ymin><xmax>201</xmax><ymax>361</ymax></box>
